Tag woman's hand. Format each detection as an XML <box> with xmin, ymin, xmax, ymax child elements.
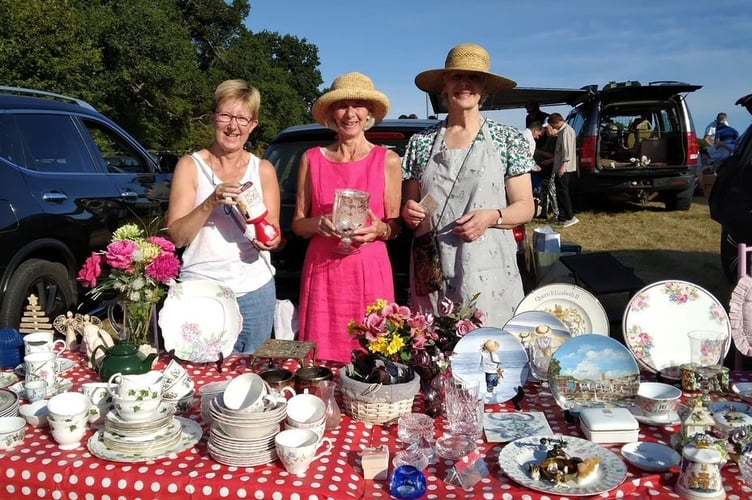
<box><xmin>401</xmin><ymin>199</ymin><xmax>427</xmax><ymax>229</ymax></box>
<box><xmin>206</xmin><ymin>182</ymin><xmax>241</xmax><ymax>209</ymax></box>
<box><xmin>315</xmin><ymin>214</ymin><xmax>336</xmax><ymax>238</ymax></box>
<box><xmin>351</xmin><ymin>209</ymin><xmax>386</xmax><ymax>245</ymax></box>
<box><xmin>453</xmin><ymin>209</ymin><xmax>497</xmax><ymax>242</ymax></box>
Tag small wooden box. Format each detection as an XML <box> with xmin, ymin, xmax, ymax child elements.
<box><xmin>702</xmin><ymin>174</ymin><xmax>716</xmax><ymax>197</ymax></box>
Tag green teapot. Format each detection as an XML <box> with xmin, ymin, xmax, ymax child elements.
<box><xmin>91</xmin><ymin>342</ymin><xmax>158</xmax><ymax>381</ymax></box>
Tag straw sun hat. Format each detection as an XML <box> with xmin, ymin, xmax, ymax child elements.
<box><xmin>311</xmin><ymin>72</ymin><xmax>390</xmax><ymax>127</ymax></box>
<box><xmin>414</xmin><ymin>43</ymin><xmax>516</xmax><ymax>94</ymax></box>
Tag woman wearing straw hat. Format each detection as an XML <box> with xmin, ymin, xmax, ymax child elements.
<box><xmin>292</xmin><ymin>72</ymin><xmax>402</xmax><ymax>363</ymax></box>
<box><xmin>401</xmin><ymin>43</ymin><xmax>535</xmax><ymax>329</ymax></box>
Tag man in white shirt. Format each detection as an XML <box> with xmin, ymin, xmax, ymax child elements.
<box><xmin>549</xmin><ymin>113</ymin><xmax>578</xmax><ymax>228</ymax></box>
<box><xmin>704</xmin><ymin>112</ymin><xmax>729</xmax><ymax>165</ymax></box>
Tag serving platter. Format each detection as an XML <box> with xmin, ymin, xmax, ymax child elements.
<box><xmin>498</xmin><ymin>434</ymin><xmax>627</xmax><ymax>496</ymax></box>
<box><xmin>87</xmin><ymin>416</ymin><xmax>202</xmax><ymax>463</ymax></box>
<box><xmin>548</xmin><ymin>335</ymin><xmax>640</xmax><ymax>413</ymax></box>
<box><xmin>452</xmin><ymin>327</ymin><xmax>528</xmax><ymax>404</ymax></box>
<box><xmin>158</xmin><ymin>280</ymin><xmax>242</xmax><ymax>363</ymax></box>
<box><xmin>515</xmin><ymin>283</ymin><xmax>609</xmax><ymax>336</ymax></box>
<box><xmin>620</xmin><ymin>442</ymin><xmax>680</xmax><ymax>472</ymax></box>
<box><xmin>622</xmin><ymin>280</ymin><xmax>731</xmax><ymax>375</ymax></box>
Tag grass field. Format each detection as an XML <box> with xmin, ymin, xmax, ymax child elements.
<box><xmin>527</xmin><ymin>194</ymin><xmax>732</xmax><ymax>338</ymax></box>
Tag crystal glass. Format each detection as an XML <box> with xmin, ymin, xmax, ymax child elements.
<box><xmin>444</xmin><ymin>377</ymin><xmax>483</xmax><ymax>440</ymax></box>
<box><xmin>688</xmin><ymin>329</ymin><xmax>727</xmax><ymax>404</ymax></box>
<box><xmin>332</xmin><ymin>189</ymin><xmax>370</xmax><ymax>254</ymax></box>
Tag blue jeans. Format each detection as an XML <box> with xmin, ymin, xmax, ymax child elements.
<box><xmin>233</xmin><ymin>279</ymin><xmax>275</xmax><ymax>354</ymax></box>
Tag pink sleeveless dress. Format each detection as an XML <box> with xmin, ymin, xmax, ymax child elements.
<box><xmin>298</xmin><ymin>146</ymin><xmax>395</xmax><ymax>363</ymax></box>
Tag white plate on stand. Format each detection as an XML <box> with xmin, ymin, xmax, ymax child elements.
<box><xmin>515</xmin><ymin>283</ymin><xmax>609</xmax><ymax>336</ymax></box>
<box><xmin>622</xmin><ymin>280</ymin><xmax>731</xmax><ymax>375</ymax></box>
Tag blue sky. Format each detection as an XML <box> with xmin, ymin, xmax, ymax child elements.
<box><xmin>245</xmin><ymin>1</ymin><xmax>752</xmax><ymax>134</ymax></box>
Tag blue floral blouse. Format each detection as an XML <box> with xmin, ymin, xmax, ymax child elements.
<box><xmin>402</xmin><ymin>119</ymin><xmax>535</xmax><ymax>180</ymax></box>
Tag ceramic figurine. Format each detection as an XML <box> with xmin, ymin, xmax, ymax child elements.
<box><xmin>81</xmin><ymin>316</ymin><xmax>114</xmax><ymax>368</ymax></box>
<box><xmin>53</xmin><ymin>311</ymin><xmax>79</xmax><ymax>349</ymax></box>
<box><xmin>480</xmin><ymin>339</ymin><xmax>503</xmax><ymax>395</ymax></box>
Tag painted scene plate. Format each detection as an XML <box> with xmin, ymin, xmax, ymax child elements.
<box><xmin>499</xmin><ymin>434</ymin><xmax>627</xmax><ymax>496</ymax></box>
<box><xmin>515</xmin><ymin>283</ymin><xmax>609</xmax><ymax>336</ymax></box>
<box><xmin>503</xmin><ymin>310</ymin><xmax>571</xmax><ymax>381</ymax></box>
<box><xmin>548</xmin><ymin>335</ymin><xmax>640</xmax><ymax>413</ymax></box>
<box><xmin>452</xmin><ymin>327</ymin><xmax>528</xmax><ymax>404</ymax></box>
<box><xmin>622</xmin><ymin>280</ymin><xmax>731</xmax><ymax>375</ymax></box>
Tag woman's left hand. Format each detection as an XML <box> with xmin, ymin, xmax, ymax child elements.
<box><xmin>351</xmin><ymin>209</ymin><xmax>384</xmax><ymax>245</ymax></box>
<box><xmin>453</xmin><ymin>210</ymin><xmax>496</xmax><ymax>242</ymax></box>
<box><xmin>251</xmin><ymin>232</ymin><xmax>282</xmax><ymax>251</ymax></box>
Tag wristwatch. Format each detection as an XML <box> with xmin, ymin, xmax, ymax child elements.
<box><xmin>495</xmin><ymin>209</ymin><xmax>504</xmax><ymax>226</ymax></box>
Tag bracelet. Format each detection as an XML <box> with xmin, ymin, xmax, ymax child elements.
<box><xmin>380</xmin><ymin>222</ymin><xmax>391</xmax><ymax>240</ymax></box>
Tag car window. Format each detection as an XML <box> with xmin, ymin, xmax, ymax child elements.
<box><xmin>15</xmin><ymin>114</ymin><xmax>95</xmax><ymax>173</ymax></box>
<box><xmin>83</xmin><ymin>120</ymin><xmax>151</xmax><ymax>174</ymax></box>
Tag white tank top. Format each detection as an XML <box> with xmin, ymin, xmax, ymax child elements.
<box><xmin>178</xmin><ymin>152</ymin><xmax>274</xmax><ymax>294</ymax></box>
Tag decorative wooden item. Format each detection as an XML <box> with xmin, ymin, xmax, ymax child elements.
<box><xmin>18</xmin><ymin>294</ymin><xmax>54</xmax><ymax>334</ymax></box>
<box><xmin>53</xmin><ymin>311</ymin><xmax>79</xmax><ymax>348</ymax></box>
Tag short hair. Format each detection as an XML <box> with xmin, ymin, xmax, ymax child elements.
<box><xmin>717</xmin><ymin>112</ymin><xmax>727</xmax><ymax>121</ymax></box>
<box><xmin>212</xmin><ymin>79</ymin><xmax>261</xmax><ymax>118</ymax></box>
<box><xmin>528</xmin><ymin>121</ymin><xmax>543</xmax><ymax>131</ymax></box>
<box><xmin>548</xmin><ymin>113</ymin><xmax>565</xmax><ymax>124</ymax></box>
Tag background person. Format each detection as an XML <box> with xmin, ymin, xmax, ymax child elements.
<box><xmin>535</xmin><ymin>122</ymin><xmax>559</xmax><ymax>221</ymax></box>
<box><xmin>401</xmin><ymin>43</ymin><xmax>535</xmax><ymax>328</ymax></box>
<box><xmin>549</xmin><ymin>112</ymin><xmax>578</xmax><ymax>228</ymax></box>
<box><xmin>167</xmin><ymin>79</ymin><xmax>281</xmax><ymax>354</ymax></box>
<box><xmin>704</xmin><ymin>112</ymin><xmax>729</xmax><ymax>166</ymax></box>
<box><xmin>292</xmin><ymin>72</ymin><xmax>402</xmax><ymax>363</ymax></box>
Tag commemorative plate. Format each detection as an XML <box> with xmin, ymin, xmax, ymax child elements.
<box><xmin>548</xmin><ymin>335</ymin><xmax>640</xmax><ymax>413</ymax></box>
<box><xmin>499</xmin><ymin>434</ymin><xmax>627</xmax><ymax>496</ymax></box>
<box><xmin>452</xmin><ymin>327</ymin><xmax>528</xmax><ymax>404</ymax></box>
<box><xmin>515</xmin><ymin>283</ymin><xmax>609</xmax><ymax>336</ymax></box>
<box><xmin>622</xmin><ymin>280</ymin><xmax>731</xmax><ymax>375</ymax></box>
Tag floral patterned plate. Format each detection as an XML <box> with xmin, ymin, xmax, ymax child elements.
<box><xmin>0</xmin><ymin>372</ymin><xmax>18</xmax><ymax>388</ymax></box>
<box><xmin>514</xmin><ymin>283</ymin><xmax>609</xmax><ymax>336</ymax></box>
<box><xmin>499</xmin><ymin>434</ymin><xmax>627</xmax><ymax>496</ymax></box>
<box><xmin>158</xmin><ymin>280</ymin><xmax>242</xmax><ymax>363</ymax></box>
<box><xmin>622</xmin><ymin>280</ymin><xmax>731</xmax><ymax>376</ymax></box>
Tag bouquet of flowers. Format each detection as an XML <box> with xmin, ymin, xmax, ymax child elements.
<box><xmin>77</xmin><ymin>223</ymin><xmax>181</xmax><ymax>345</ymax></box>
<box><xmin>430</xmin><ymin>293</ymin><xmax>485</xmax><ymax>353</ymax></box>
<box><xmin>347</xmin><ymin>299</ymin><xmax>434</xmax><ymax>365</ymax></box>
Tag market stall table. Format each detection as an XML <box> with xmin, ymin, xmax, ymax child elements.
<box><xmin>2</xmin><ymin>350</ymin><xmax>752</xmax><ymax>499</ymax></box>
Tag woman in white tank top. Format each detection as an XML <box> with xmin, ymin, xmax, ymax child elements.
<box><xmin>167</xmin><ymin>80</ymin><xmax>282</xmax><ymax>354</ymax></box>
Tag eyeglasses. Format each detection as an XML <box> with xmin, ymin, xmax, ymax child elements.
<box><xmin>214</xmin><ymin>112</ymin><xmax>254</xmax><ymax>127</ymax></box>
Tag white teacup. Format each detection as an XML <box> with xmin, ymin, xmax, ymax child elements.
<box><xmin>47</xmin><ymin>392</ymin><xmax>90</xmax><ymax>449</ymax></box>
<box><xmin>24</xmin><ymin>352</ymin><xmax>58</xmax><ymax>388</ymax></box>
<box><xmin>24</xmin><ymin>380</ymin><xmax>48</xmax><ymax>403</ymax></box>
<box><xmin>80</xmin><ymin>382</ymin><xmax>114</xmax><ymax>426</ymax></box>
<box><xmin>108</xmin><ymin>371</ymin><xmax>163</xmax><ymax>400</ymax></box>
<box><xmin>24</xmin><ymin>332</ymin><xmax>66</xmax><ymax>356</ymax></box>
<box><xmin>275</xmin><ymin>428</ymin><xmax>334</xmax><ymax>476</ymax></box>
<box><xmin>223</xmin><ymin>373</ymin><xmax>273</xmax><ymax>412</ymax></box>
<box><xmin>286</xmin><ymin>394</ymin><xmax>327</xmax><ymax>426</ymax></box>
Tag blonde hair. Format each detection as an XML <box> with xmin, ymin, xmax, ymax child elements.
<box><xmin>212</xmin><ymin>79</ymin><xmax>261</xmax><ymax>118</ymax></box>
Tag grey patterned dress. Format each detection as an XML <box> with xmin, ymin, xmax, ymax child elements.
<box><xmin>403</xmin><ymin>119</ymin><xmax>534</xmax><ymax>328</ymax></box>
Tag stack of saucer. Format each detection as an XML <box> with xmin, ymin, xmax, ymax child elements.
<box><xmin>101</xmin><ymin>408</ymin><xmax>181</xmax><ymax>454</ymax></box>
<box><xmin>207</xmin><ymin>393</ymin><xmax>287</xmax><ymax>466</ymax></box>
<box><xmin>0</xmin><ymin>388</ymin><xmax>19</xmax><ymax>417</ymax></box>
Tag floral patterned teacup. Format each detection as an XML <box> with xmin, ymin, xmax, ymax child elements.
<box><xmin>24</xmin><ymin>352</ymin><xmax>58</xmax><ymax>389</ymax></box>
<box><xmin>275</xmin><ymin>428</ymin><xmax>334</xmax><ymax>476</ymax></box>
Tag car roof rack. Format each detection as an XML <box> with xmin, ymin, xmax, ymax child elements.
<box><xmin>0</xmin><ymin>85</ymin><xmax>96</xmax><ymax>111</ymax></box>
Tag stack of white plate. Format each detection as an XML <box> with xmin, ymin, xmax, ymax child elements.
<box><xmin>0</xmin><ymin>388</ymin><xmax>19</xmax><ymax>417</ymax></box>
<box><xmin>207</xmin><ymin>393</ymin><xmax>287</xmax><ymax>466</ymax></box>
<box><xmin>101</xmin><ymin>407</ymin><xmax>181</xmax><ymax>455</ymax></box>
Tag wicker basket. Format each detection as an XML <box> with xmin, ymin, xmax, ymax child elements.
<box><xmin>339</xmin><ymin>363</ymin><xmax>420</xmax><ymax>425</ymax></box>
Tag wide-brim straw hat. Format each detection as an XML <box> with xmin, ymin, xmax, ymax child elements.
<box><xmin>415</xmin><ymin>43</ymin><xmax>516</xmax><ymax>94</ymax></box>
<box><xmin>311</xmin><ymin>72</ymin><xmax>389</xmax><ymax>126</ymax></box>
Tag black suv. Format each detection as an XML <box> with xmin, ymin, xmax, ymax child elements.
<box><xmin>263</xmin><ymin>119</ymin><xmax>535</xmax><ymax>303</ymax></box>
<box><xmin>441</xmin><ymin>81</ymin><xmax>702</xmax><ymax>210</ymax></box>
<box><xmin>709</xmin><ymin>93</ymin><xmax>752</xmax><ymax>282</ymax></box>
<box><xmin>0</xmin><ymin>87</ymin><xmax>172</xmax><ymax>328</ymax></box>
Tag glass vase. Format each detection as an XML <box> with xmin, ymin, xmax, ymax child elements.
<box><xmin>122</xmin><ymin>300</ymin><xmax>156</xmax><ymax>348</ymax></box>
<box><xmin>318</xmin><ymin>380</ymin><xmax>342</xmax><ymax>430</ymax></box>
<box><xmin>422</xmin><ymin>372</ymin><xmax>448</xmax><ymax>418</ymax></box>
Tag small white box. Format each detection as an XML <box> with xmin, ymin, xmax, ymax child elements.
<box><xmin>579</xmin><ymin>407</ymin><xmax>639</xmax><ymax>444</ymax></box>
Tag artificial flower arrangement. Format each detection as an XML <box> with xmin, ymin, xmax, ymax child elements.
<box><xmin>77</xmin><ymin>223</ymin><xmax>181</xmax><ymax>345</ymax></box>
<box><xmin>346</xmin><ymin>294</ymin><xmax>485</xmax><ymax>384</ymax></box>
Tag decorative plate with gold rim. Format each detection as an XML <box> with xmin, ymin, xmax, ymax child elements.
<box><xmin>515</xmin><ymin>283</ymin><xmax>609</xmax><ymax>336</ymax></box>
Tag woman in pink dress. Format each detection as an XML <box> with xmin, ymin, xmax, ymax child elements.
<box><xmin>292</xmin><ymin>72</ymin><xmax>402</xmax><ymax>363</ymax></box>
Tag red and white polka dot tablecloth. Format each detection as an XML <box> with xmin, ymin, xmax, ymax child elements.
<box><xmin>2</xmin><ymin>351</ymin><xmax>752</xmax><ymax>499</ymax></box>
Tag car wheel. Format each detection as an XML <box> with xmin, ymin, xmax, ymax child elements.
<box><xmin>664</xmin><ymin>184</ymin><xmax>693</xmax><ymax>211</ymax></box>
<box><xmin>720</xmin><ymin>228</ymin><xmax>752</xmax><ymax>284</ymax></box>
<box><xmin>0</xmin><ymin>259</ymin><xmax>77</xmax><ymax>329</ymax></box>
